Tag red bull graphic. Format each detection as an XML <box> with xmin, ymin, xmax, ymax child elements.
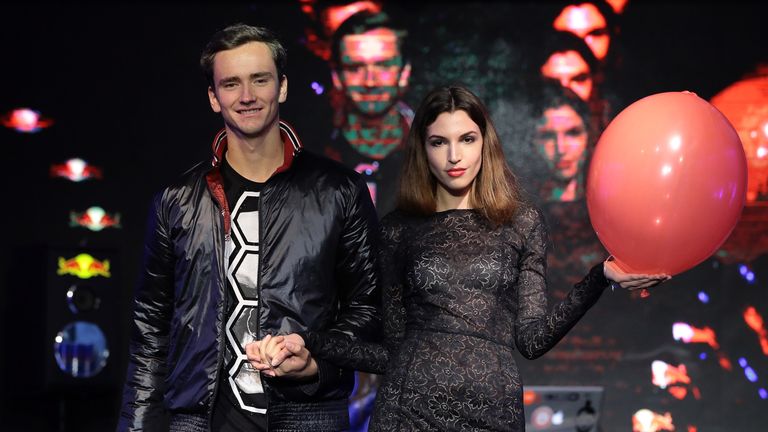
<box><xmin>69</xmin><ymin>206</ymin><xmax>122</xmax><ymax>232</ymax></box>
<box><xmin>50</xmin><ymin>158</ymin><xmax>103</xmax><ymax>182</ymax></box>
<box><xmin>1</xmin><ymin>107</ymin><xmax>54</xmax><ymax>133</ymax></box>
<box><xmin>57</xmin><ymin>253</ymin><xmax>111</xmax><ymax>279</ymax></box>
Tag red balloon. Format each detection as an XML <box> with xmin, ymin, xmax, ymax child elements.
<box><xmin>587</xmin><ymin>91</ymin><xmax>747</xmax><ymax>275</ymax></box>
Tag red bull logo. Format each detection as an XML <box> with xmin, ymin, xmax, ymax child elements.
<box><xmin>50</xmin><ymin>158</ymin><xmax>103</xmax><ymax>182</ymax></box>
<box><xmin>69</xmin><ymin>206</ymin><xmax>122</xmax><ymax>232</ymax></box>
<box><xmin>1</xmin><ymin>107</ymin><xmax>54</xmax><ymax>133</ymax></box>
<box><xmin>57</xmin><ymin>253</ymin><xmax>111</xmax><ymax>279</ymax></box>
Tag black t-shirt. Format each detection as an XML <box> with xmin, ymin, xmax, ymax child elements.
<box><xmin>211</xmin><ymin>157</ymin><xmax>268</xmax><ymax>431</ymax></box>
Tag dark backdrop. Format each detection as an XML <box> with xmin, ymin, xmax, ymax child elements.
<box><xmin>1</xmin><ymin>1</ymin><xmax>766</xmax><ymax>431</ymax></box>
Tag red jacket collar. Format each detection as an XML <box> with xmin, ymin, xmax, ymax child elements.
<box><xmin>210</xmin><ymin>120</ymin><xmax>303</xmax><ymax>173</ymax></box>
<box><xmin>206</xmin><ymin>120</ymin><xmax>303</xmax><ymax>237</ymax></box>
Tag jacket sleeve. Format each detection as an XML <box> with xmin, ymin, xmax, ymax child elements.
<box><xmin>286</xmin><ymin>175</ymin><xmax>382</xmax><ymax>397</ymax></box>
<box><xmin>302</xmin><ymin>212</ymin><xmax>407</xmax><ymax>375</ymax></box>
<box><xmin>117</xmin><ymin>192</ymin><xmax>175</xmax><ymax>431</ymax></box>
<box><xmin>326</xmin><ymin>175</ymin><xmax>382</xmax><ymax>342</ymax></box>
<box><xmin>514</xmin><ymin>207</ymin><xmax>609</xmax><ymax>360</ymax></box>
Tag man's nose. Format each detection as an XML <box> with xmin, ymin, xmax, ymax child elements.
<box><xmin>241</xmin><ymin>84</ymin><xmax>257</xmax><ymax>103</ymax></box>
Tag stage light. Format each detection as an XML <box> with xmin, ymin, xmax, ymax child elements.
<box><xmin>745</xmin><ymin>366</ymin><xmax>758</xmax><ymax>382</ymax></box>
<box><xmin>673</xmin><ymin>322</ymin><xmax>720</xmax><ymax>349</ymax></box>
<box><xmin>711</xmin><ymin>76</ymin><xmax>768</xmax><ymax>204</ymax></box>
<box><xmin>697</xmin><ymin>291</ymin><xmax>709</xmax><ymax>304</ymax></box>
<box><xmin>746</xmin><ymin>271</ymin><xmax>755</xmax><ymax>283</ymax></box>
<box><xmin>743</xmin><ymin>306</ymin><xmax>768</xmax><ymax>355</ymax></box>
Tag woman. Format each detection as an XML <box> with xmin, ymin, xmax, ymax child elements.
<box><xmin>249</xmin><ymin>85</ymin><xmax>667</xmax><ymax>431</ymax></box>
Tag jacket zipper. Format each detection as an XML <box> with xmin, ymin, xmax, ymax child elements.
<box><xmin>207</xmin><ymin>207</ymin><xmax>230</xmax><ymax>430</ymax></box>
<box><xmin>257</xmin><ymin>187</ymin><xmax>269</xmax><ymax>419</ymax></box>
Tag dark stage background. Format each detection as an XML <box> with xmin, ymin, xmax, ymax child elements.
<box><xmin>1</xmin><ymin>1</ymin><xmax>767</xmax><ymax>431</ymax></box>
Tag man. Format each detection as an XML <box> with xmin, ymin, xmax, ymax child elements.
<box><xmin>118</xmin><ymin>23</ymin><xmax>380</xmax><ymax>432</ymax></box>
<box><xmin>323</xmin><ymin>8</ymin><xmax>413</xmax><ymax>215</ymax></box>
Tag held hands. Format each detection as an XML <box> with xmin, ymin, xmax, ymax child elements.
<box><xmin>603</xmin><ymin>256</ymin><xmax>671</xmax><ymax>293</ymax></box>
<box><xmin>245</xmin><ymin>333</ymin><xmax>317</xmax><ymax>379</ymax></box>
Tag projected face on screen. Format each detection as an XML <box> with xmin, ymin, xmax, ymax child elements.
<box><xmin>553</xmin><ymin>3</ymin><xmax>610</xmax><ymax>61</ymax></box>
<box><xmin>541</xmin><ymin>50</ymin><xmax>593</xmax><ymax>101</ymax></box>
<box><xmin>299</xmin><ymin>0</ymin><xmax>383</xmax><ymax>60</ymax></box>
<box><xmin>319</xmin><ymin>1</ymin><xmax>382</xmax><ymax>39</ymax></box>
<box><xmin>535</xmin><ymin>104</ymin><xmax>588</xmax><ymax>183</ymax></box>
<box><xmin>333</xmin><ymin>28</ymin><xmax>409</xmax><ymax>116</ymax></box>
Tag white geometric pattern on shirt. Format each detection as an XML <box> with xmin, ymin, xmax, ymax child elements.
<box><xmin>225</xmin><ymin>191</ymin><xmax>266</xmax><ymax>414</ymax></box>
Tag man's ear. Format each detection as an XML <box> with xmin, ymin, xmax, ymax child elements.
<box><xmin>398</xmin><ymin>62</ymin><xmax>412</xmax><ymax>89</ymax></box>
<box><xmin>208</xmin><ymin>86</ymin><xmax>221</xmax><ymax>113</ymax></box>
<box><xmin>279</xmin><ymin>75</ymin><xmax>288</xmax><ymax>103</ymax></box>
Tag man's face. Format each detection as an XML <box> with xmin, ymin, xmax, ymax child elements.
<box><xmin>553</xmin><ymin>3</ymin><xmax>610</xmax><ymax>61</ymax></box>
<box><xmin>333</xmin><ymin>27</ymin><xmax>409</xmax><ymax>116</ymax></box>
<box><xmin>207</xmin><ymin>42</ymin><xmax>287</xmax><ymax>140</ymax></box>
<box><xmin>541</xmin><ymin>50</ymin><xmax>593</xmax><ymax>101</ymax></box>
<box><xmin>534</xmin><ymin>104</ymin><xmax>588</xmax><ymax>181</ymax></box>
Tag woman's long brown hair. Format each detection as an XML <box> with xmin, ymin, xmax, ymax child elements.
<box><xmin>397</xmin><ymin>85</ymin><xmax>521</xmax><ymax>225</ymax></box>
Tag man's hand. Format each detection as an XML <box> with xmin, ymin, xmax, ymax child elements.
<box><xmin>245</xmin><ymin>337</ymin><xmax>281</xmax><ymax>371</ymax></box>
<box><xmin>266</xmin><ymin>341</ymin><xmax>318</xmax><ymax>378</ymax></box>
<box><xmin>245</xmin><ymin>334</ymin><xmax>317</xmax><ymax>379</ymax></box>
<box><xmin>267</xmin><ymin>333</ymin><xmax>306</xmax><ymax>367</ymax></box>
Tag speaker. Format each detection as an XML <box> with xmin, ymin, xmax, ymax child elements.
<box><xmin>44</xmin><ymin>246</ymin><xmax>121</xmax><ymax>390</ymax></box>
<box><xmin>524</xmin><ymin>385</ymin><xmax>604</xmax><ymax>432</ymax></box>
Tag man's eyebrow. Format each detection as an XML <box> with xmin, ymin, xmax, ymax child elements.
<box><xmin>217</xmin><ymin>72</ymin><xmax>273</xmax><ymax>86</ymax></box>
<box><xmin>250</xmin><ymin>72</ymin><xmax>273</xmax><ymax>79</ymax></box>
<box><xmin>218</xmin><ymin>76</ymin><xmax>241</xmax><ymax>86</ymax></box>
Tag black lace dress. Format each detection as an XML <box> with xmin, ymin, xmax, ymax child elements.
<box><xmin>304</xmin><ymin>206</ymin><xmax>609</xmax><ymax>431</ymax></box>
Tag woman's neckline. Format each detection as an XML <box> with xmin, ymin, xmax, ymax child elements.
<box><xmin>432</xmin><ymin>208</ymin><xmax>477</xmax><ymax>216</ymax></box>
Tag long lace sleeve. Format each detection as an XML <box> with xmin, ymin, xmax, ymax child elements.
<box><xmin>513</xmin><ymin>207</ymin><xmax>609</xmax><ymax>360</ymax></box>
<box><xmin>303</xmin><ymin>212</ymin><xmax>408</xmax><ymax>374</ymax></box>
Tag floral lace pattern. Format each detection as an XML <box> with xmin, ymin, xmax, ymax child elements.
<box><xmin>306</xmin><ymin>206</ymin><xmax>608</xmax><ymax>431</ymax></box>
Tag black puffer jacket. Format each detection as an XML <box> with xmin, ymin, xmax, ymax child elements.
<box><xmin>119</xmin><ymin>121</ymin><xmax>381</xmax><ymax>431</ymax></box>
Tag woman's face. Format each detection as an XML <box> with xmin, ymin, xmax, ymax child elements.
<box><xmin>534</xmin><ymin>104</ymin><xmax>588</xmax><ymax>181</ymax></box>
<box><xmin>553</xmin><ymin>3</ymin><xmax>610</xmax><ymax>61</ymax></box>
<box><xmin>425</xmin><ymin>110</ymin><xmax>484</xmax><ymax>205</ymax></box>
<box><xmin>541</xmin><ymin>50</ymin><xmax>593</xmax><ymax>101</ymax></box>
